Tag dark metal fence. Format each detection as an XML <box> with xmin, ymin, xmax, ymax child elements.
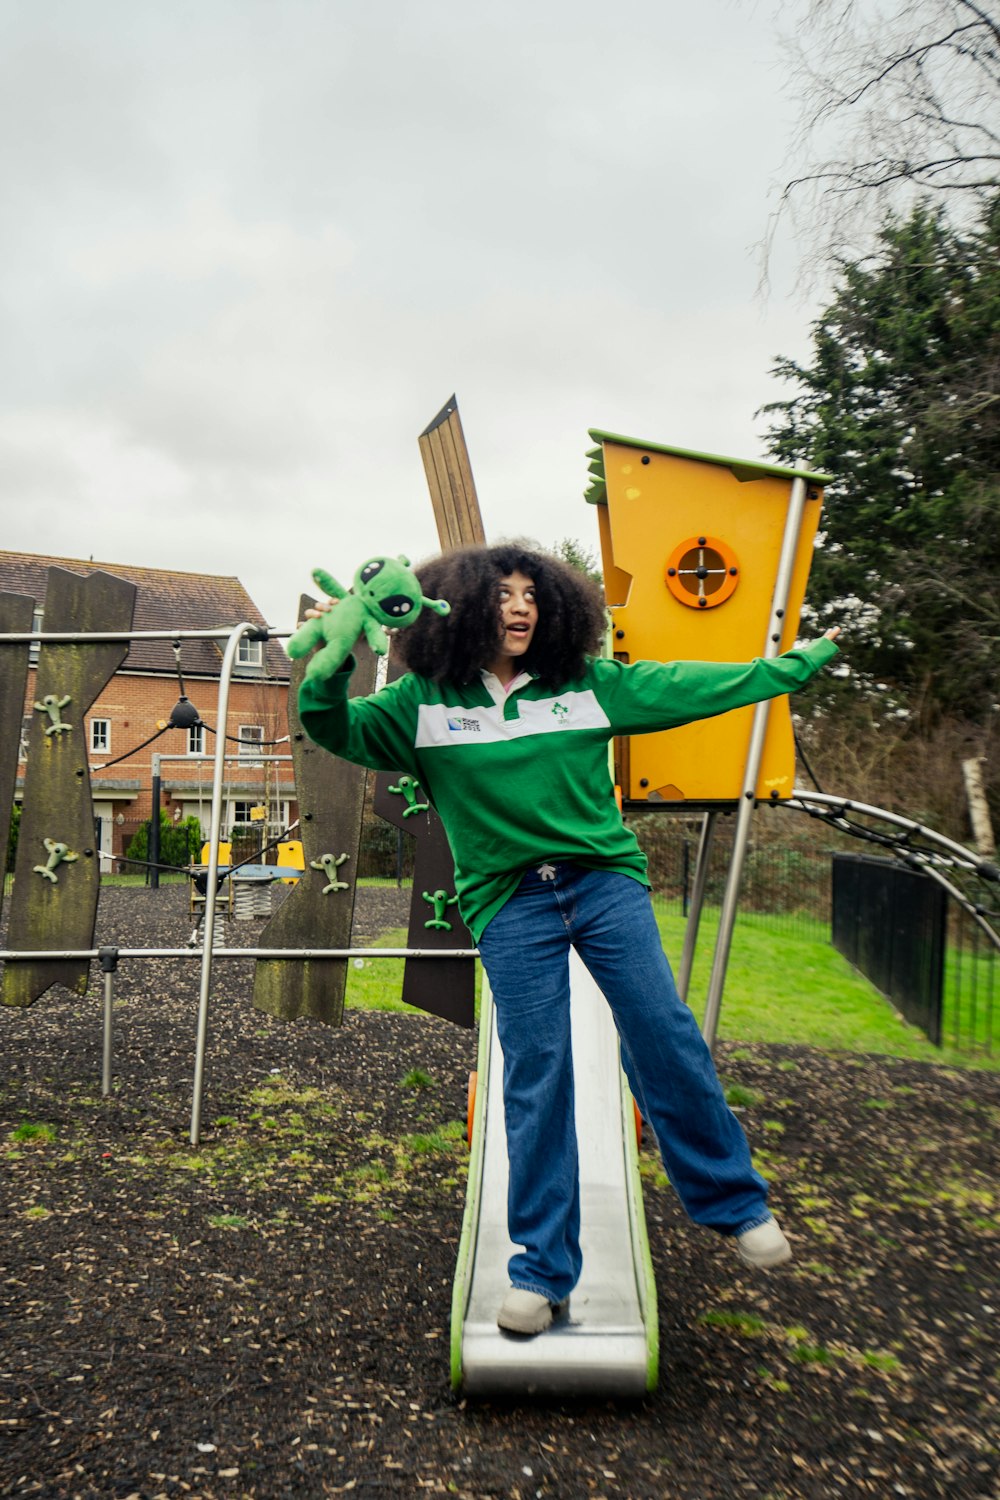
<box><xmin>631</xmin><ymin>812</ymin><xmax>834</xmax><ymax>934</ymax></box>
<box><xmin>943</xmin><ymin>903</ymin><xmax>997</xmax><ymax>1055</ymax></box>
<box><xmin>831</xmin><ymin>853</ymin><xmax>946</xmax><ymax>1045</ymax></box>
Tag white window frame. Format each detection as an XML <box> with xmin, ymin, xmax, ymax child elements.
<box><xmin>90</xmin><ymin>718</ymin><xmax>111</xmax><ymax>754</ymax></box>
<box><xmin>188</xmin><ymin>723</ymin><xmax>205</xmax><ymax>755</ymax></box>
<box><xmin>28</xmin><ymin>607</ymin><xmax>44</xmax><ymax>666</ymax></box>
<box><xmin>237</xmin><ymin>724</ymin><xmax>264</xmax><ymax>762</ymax></box>
<box><xmin>237</xmin><ymin>638</ymin><xmax>263</xmax><ymax>667</ymax></box>
<box><xmin>268</xmin><ymin>800</ymin><xmax>289</xmax><ymax>843</ymax></box>
<box><xmin>232</xmin><ymin>799</ymin><xmax>256</xmax><ymax>826</ymax></box>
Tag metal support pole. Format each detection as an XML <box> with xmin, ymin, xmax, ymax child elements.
<box><xmin>190</xmin><ymin>623</ymin><xmax>255</xmax><ymax>1146</ymax></box>
<box><xmin>677</xmin><ymin>811</ymin><xmax>718</xmax><ymax>1003</ymax></box>
<box><xmin>701</xmin><ymin>477</ymin><xmax>810</xmax><ymax>1052</ymax></box>
<box><xmin>98</xmin><ymin>946</ymin><xmax>119</xmax><ymax>1095</ymax></box>
<box><xmin>2</xmin><ymin>945</ymin><xmax>480</xmax><ymax>960</ymax></box>
<box><xmin>150</xmin><ymin>755</ymin><xmax>162</xmax><ymax>890</ymax></box>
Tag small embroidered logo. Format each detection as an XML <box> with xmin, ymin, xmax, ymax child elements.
<box><xmin>447</xmin><ymin>716</ymin><xmax>481</xmax><ymax>733</ymax></box>
<box><xmin>551</xmin><ymin>702</ymin><xmax>569</xmax><ymax>723</ymax></box>
<box><xmin>537</xmin><ymin>863</ymin><xmax>557</xmax><ymax>881</ymax></box>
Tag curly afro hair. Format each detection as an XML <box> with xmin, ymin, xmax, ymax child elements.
<box><xmin>393</xmin><ymin>541</ymin><xmax>607</xmax><ymax>689</ymax></box>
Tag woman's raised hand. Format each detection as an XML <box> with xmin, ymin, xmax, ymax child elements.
<box><xmin>300</xmin><ymin>598</ymin><xmax>336</xmax><ymax>625</ymax></box>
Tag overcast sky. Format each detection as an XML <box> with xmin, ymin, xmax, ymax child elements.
<box><xmin>1</xmin><ymin>0</ymin><xmax>824</xmax><ymax>631</ymax></box>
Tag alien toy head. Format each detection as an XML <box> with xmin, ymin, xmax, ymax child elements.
<box><xmin>352</xmin><ymin>555</ymin><xmax>451</xmax><ymax>630</ymax></box>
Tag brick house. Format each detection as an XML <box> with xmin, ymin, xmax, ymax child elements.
<box><xmin>1</xmin><ymin>551</ymin><xmax>296</xmax><ymax>869</ymax></box>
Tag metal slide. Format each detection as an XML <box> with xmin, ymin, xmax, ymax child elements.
<box><xmin>451</xmin><ymin>950</ymin><xmax>658</xmax><ymax>1397</ymax></box>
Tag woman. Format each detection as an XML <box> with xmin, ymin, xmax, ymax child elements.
<box><xmin>299</xmin><ymin>542</ymin><xmax>840</xmax><ymax>1336</ymax></box>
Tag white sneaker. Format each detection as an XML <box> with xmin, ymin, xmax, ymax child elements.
<box><xmin>736</xmin><ymin>1217</ymin><xmax>792</xmax><ymax>1269</ymax></box>
<box><xmin>497</xmin><ymin>1287</ymin><xmax>564</xmax><ymax>1335</ymax></box>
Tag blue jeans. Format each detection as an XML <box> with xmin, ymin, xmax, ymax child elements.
<box><xmin>476</xmin><ymin>864</ymin><xmax>771</xmax><ymax>1302</ymax></box>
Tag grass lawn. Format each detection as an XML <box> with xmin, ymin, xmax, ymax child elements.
<box><xmin>654</xmin><ymin>907</ymin><xmax>994</xmax><ymax>1066</ymax></box>
<box><xmin>343</xmin><ymin>931</ymin><xmax>411</xmax><ymax>1013</ymax></box>
<box><xmin>346</xmin><ymin>911</ymin><xmax>996</xmax><ymax>1070</ymax></box>
<box><xmin>345</xmin><ymin>928</ymin><xmax>484</xmax><ymax>1017</ymax></box>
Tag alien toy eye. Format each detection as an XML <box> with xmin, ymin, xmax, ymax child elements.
<box><xmin>360</xmin><ymin>560</ymin><xmax>385</xmax><ymax>583</ymax></box>
<box><xmin>383</xmin><ymin>596</ymin><xmax>413</xmax><ymax>617</ymax></box>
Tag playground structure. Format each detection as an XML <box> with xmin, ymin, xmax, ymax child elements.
<box><xmin>3</xmin><ymin>402</ymin><xmax>998</xmax><ymax>1402</ymax></box>
<box><xmin>586</xmin><ymin>429</ymin><xmax>834</xmax><ymax>1047</ymax></box>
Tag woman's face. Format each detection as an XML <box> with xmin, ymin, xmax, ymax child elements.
<box><xmin>489</xmin><ymin>570</ymin><xmax>538</xmax><ymax>677</ymax></box>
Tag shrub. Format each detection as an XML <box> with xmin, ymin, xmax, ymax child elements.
<box><xmin>126</xmin><ymin>811</ymin><xmax>202</xmax><ymax>870</ymax></box>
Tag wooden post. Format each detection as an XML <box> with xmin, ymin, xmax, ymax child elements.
<box><xmin>962</xmin><ymin>757</ymin><xmax>996</xmax><ymax>858</ymax></box>
<box><xmin>376</xmin><ymin>395</ymin><xmax>489</xmax><ymax>1023</ymax></box>
<box><xmin>418</xmin><ymin>395</ymin><xmax>486</xmax><ymax>552</ymax></box>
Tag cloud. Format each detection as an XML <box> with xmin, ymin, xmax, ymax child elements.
<box><xmin>0</xmin><ymin>0</ymin><xmax>822</xmax><ymax>631</ymax></box>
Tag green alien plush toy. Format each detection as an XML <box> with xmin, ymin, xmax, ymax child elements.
<box><xmin>287</xmin><ymin>556</ymin><xmax>451</xmax><ymax>681</ymax></box>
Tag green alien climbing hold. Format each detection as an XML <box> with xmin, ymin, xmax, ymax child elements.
<box><xmin>33</xmin><ymin>838</ymin><xmax>79</xmax><ymax>883</ymax></box>
<box><xmin>388</xmin><ymin>774</ymin><xmax>429</xmax><ymax>818</ymax></box>
<box><xmin>422</xmin><ymin>888</ymin><xmax>459</xmax><ymax>931</ymax></box>
<box><xmin>34</xmin><ymin>693</ymin><xmax>72</xmax><ymax>736</ymax></box>
<box><xmin>310</xmin><ymin>852</ymin><xmax>350</xmax><ymax>894</ymax></box>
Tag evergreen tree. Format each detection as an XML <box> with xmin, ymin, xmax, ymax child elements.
<box><xmin>126</xmin><ymin>811</ymin><xmax>202</xmax><ymax>871</ymax></box>
<box><xmin>761</xmin><ymin>196</ymin><xmax>1000</xmax><ymax>725</ymax></box>
<box><xmin>551</xmin><ymin>537</ymin><xmax>603</xmax><ymax>585</ymax></box>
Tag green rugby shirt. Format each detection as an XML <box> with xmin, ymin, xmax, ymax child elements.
<box><xmin>299</xmin><ymin>637</ymin><xmax>839</xmax><ymax>941</ymax></box>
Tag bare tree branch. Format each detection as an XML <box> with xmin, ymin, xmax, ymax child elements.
<box><xmin>761</xmin><ymin>0</ymin><xmax>1000</xmax><ymax>283</ymax></box>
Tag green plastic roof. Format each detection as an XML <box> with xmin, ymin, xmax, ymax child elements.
<box><xmin>584</xmin><ymin>428</ymin><xmax>832</xmax><ymax>505</ymax></box>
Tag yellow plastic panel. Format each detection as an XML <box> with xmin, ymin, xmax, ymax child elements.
<box><xmin>595</xmin><ymin>441</ymin><xmax>824</xmax><ymax>802</ymax></box>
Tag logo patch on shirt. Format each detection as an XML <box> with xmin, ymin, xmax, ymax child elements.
<box><xmin>415</xmin><ymin>691</ymin><xmax>609</xmax><ymax>750</ymax></box>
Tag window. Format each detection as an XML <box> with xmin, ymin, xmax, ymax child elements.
<box><xmin>237</xmin><ymin>637</ymin><xmax>263</xmax><ymax>667</ymax></box>
<box><xmin>238</xmin><ymin>724</ymin><xmax>264</xmax><ymax>761</ymax></box>
<box><xmin>188</xmin><ymin>723</ymin><xmax>205</xmax><ymax>755</ymax></box>
<box><xmin>90</xmin><ymin>718</ymin><xmax>111</xmax><ymax>754</ymax></box>
<box><xmin>233</xmin><ymin>800</ymin><xmax>255</xmax><ymax>825</ymax></box>
<box><xmin>268</xmin><ymin>801</ymin><xmax>288</xmax><ymax>843</ymax></box>
<box><xmin>28</xmin><ymin>607</ymin><xmax>44</xmax><ymax>666</ymax></box>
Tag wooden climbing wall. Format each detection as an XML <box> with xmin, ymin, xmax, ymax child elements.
<box><xmin>0</xmin><ymin>591</ymin><xmax>34</xmax><ymax>932</ymax></box>
<box><xmin>374</xmin><ymin>662</ymin><xmax>475</xmax><ymax>1029</ymax></box>
<box><xmin>252</xmin><ymin>607</ymin><xmax>378</xmax><ymax>1024</ymax></box>
<box><xmin>3</xmin><ymin>567</ymin><xmax>136</xmax><ymax>1007</ymax></box>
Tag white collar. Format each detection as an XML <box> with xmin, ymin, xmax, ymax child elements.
<box><xmin>479</xmin><ymin>668</ymin><xmax>534</xmax><ymax>708</ymax></box>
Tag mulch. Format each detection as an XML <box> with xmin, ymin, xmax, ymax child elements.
<box><xmin>1</xmin><ymin>886</ymin><xmax>998</xmax><ymax>1500</ymax></box>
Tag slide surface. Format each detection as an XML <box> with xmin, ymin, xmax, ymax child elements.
<box><xmin>451</xmin><ymin>950</ymin><xmax>658</xmax><ymax>1397</ymax></box>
